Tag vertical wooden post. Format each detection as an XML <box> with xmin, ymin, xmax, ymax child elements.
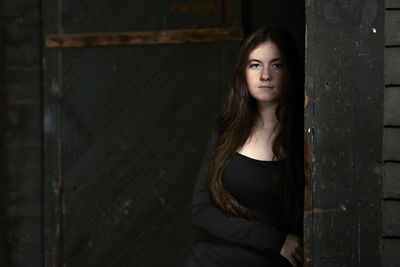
<box><xmin>305</xmin><ymin>0</ymin><xmax>384</xmax><ymax>265</ymax></box>
<box><xmin>42</xmin><ymin>0</ymin><xmax>64</xmax><ymax>265</ymax></box>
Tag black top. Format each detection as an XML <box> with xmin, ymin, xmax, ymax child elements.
<box><xmin>185</xmin><ymin>119</ymin><xmax>293</xmax><ymax>267</ymax></box>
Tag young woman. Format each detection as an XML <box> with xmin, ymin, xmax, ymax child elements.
<box><xmin>185</xmin><ymin>28</ymin><xmax>307</xmax><ymax>267</ymax></box>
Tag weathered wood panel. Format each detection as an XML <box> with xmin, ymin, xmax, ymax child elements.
<box><xmin>42</xmin><ymin>0</ymin><xmax>242</xmax><ymax>266</ymax></box>
<box><xmin>384</xmin><ymin>163</ymin><xmax>400</xmax><ymax>199</ymax></box>
<box><xmin>385</xmin><ymin>10</ymin><xmax>400</xmax><ymax>45</ymax></box>
<box><xmin>46</xmin><ymin>27</ymin><xmax>243</xmax><ymax>48</ymax></box>
<box><xmin>385</xmin><ymin>48</ymin><xmax>400</xmax><ymax>85</ymax></box>
<box><xmin>384</xmin><ymin>87</ymin><xmax>400</xmax><ymax>125</ymax></box>
<box><xmin>58</xmin><ymin>0</ymin><xmax>241</xmax><ymax>34</ymax></box>
<box><xmin>384</xmin><ymin>0</ymin><xmax>400</xmax><ymax>266</ymax></box>
<box><xmin>386</xmin><ymin>0</ymin><xmax>400</xmax><ymax>9</ymax></box>
<box><xmin>1</xmin><ymin>0</ymin><xmax>43</xmax><ymax>265</ymax></box>
<box><xmin>0</xmin><ymin>18</ymin><xmax>6</xmax><ymax>264</ymax></box>
<box><xmin>383</xmin><ymin>201</ymin><xmax>400</xmax><ymax>236</ymax></box>
<box><xmin>59</xmin><ymin>44</ymin><xmax>237</xmax><ymax>267</ymax></box>
<box><xmin>42</xmin><ymin>0</ymin><xmax>64</xmax><ymax>265</ymax></box>
<box><xmin>383</xmin><ymin>238</ymin><xmax>400</xmax><ymax>267</ymax></box>
<box><xmin>383</xmin><ymin>128</ymin><xmax>400</xmax><ymax>161</ymax></box>
<box><xmin>305</xmin><ymin>0</ymin><xmax>383</xmax><ymax>265</ymax></box>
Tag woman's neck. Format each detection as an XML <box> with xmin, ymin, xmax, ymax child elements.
<box><xmin>255</xmin><ymin>101</ymin><xmax>279</xmax><ymax>130</ymax></box>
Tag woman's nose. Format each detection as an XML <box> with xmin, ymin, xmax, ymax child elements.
<box><xmin>260</xmin><ymin>67</ymin><xmax>271</xmax><ymax>81</ymax></box>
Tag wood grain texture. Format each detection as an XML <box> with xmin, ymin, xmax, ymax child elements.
<box><xmin>386</xmin><ymin>0</ymin><xmax>400</xmax><ymax>9</ymax></box>
<box><xmin>59</xmin><ymin>44</ymin><xmax>234</xmax><ymax>267</ymax></box>
<box><xmin>46</xmin><ymin>27</ymin><xmax>243</xmax><ymax>48</ymax></box>
<box><xmin>385</xmin><ymin>87</ymin><xmax>400</xmax><ymax>125</ymax></box>
<box><xmin>42</xmin><ymin>0</ymin><xmax>65</xmax><ymax>265</ymax></box>
<box><xmin>385</xmin><ymin>10</ymin><xmax>400</xmax><ymax>46</ymax></box>
<box><xmin>1</xmin><ymin>2</ymin><xmax>44</xmax><ymax>266</ymax></box>
<box><xmin>384</xmin><ymin>163</ymin><xmax>400</xmax><ymax>198</ymax></box>
<box><xmin>42</xmin><ymin>0</ymin><xmax>242</xmax><ymax>266</ymax></box>
<box><xmin>383</xmin><ymin>128</ymin><xmax>400</xmax><ymax>161</ymax></box>
<box><xmin>306</xmin><ymin>0</ymin><xmax>383</xmax><ymax>266</ymax></box>
<box><xmin>383</xmin><ymin>201</ymin><xmax>400</xmax><ymax>236</ymax></box>
<box><xmin>383</xmin><ymin>238</ymin><xmax>400</xmax><ymax>267</ymax></box>
<box><xmin>384</xmin><ymin>3</ymin><xmax>400</xmax><ymax>267</ymax></box>
<box><xmin>385</xmin><ymin>48</ymin><xmax>400</xmax><ymax>85</ymax></box>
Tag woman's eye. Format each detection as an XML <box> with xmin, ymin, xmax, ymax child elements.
<box><xmin>249</xmin><ymin>63</ymin><xmax>261</xmax><ymax>69</ymax></box>
<box><xmin>272</xmin><ymin>63</ymin><xmax>283</xmax><ymax>69</ymax></box>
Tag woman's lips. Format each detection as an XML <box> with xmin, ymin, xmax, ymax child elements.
<box><xmin>259</xmin><ymin>86</ymin><xmax>273</xmax><ymax>89</ymax></box>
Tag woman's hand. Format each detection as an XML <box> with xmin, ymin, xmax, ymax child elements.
<box><xmin>280</xmin><ymin>234</ymin><xmax>303</xmax><ymax>267</ymax></box>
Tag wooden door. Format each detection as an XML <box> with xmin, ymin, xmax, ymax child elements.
<box><xmin>42</xmin><ymin>1</ymin><xmax>242</xmax><ymax>266</ymax></box>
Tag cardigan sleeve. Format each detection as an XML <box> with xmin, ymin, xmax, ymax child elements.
<box><xmin>190</xmin><ymin>119</ymin><xmax>288</xmax><ymax>254</ymax></box>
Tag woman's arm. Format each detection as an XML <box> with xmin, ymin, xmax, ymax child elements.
<box><xmin>191</xmin><ymin>119</ymin><xmax>288</xmax><ymax>254</ymax></box>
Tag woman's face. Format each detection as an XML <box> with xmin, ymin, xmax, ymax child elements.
<box><xmin>245</xmin><ymin>41</ymin><xmax>286</xmax><ymax>105</ymax></box>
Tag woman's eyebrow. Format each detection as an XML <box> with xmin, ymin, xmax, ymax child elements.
<box><xmin>270</xmin><ymin>58</ymin><xmax>282</xmax><ymax>62</ymax></box>
<box><xmin>247</xmin><ymin>59</ymin><xmax>262</xmax><ymax>63</ymax></box>
<box><xmin>247</xmin><ymin>58</ymin><xmax>282</xmax><ymax>63</ymax></box>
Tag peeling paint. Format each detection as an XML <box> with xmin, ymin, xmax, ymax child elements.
<box><xmin>304</xmin><ymin>94</ymin><xmax>309</xmax><ymax>108</ymax></box>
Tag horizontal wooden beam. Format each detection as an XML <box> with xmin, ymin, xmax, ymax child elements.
<box><xmin>383</xmin><ymin>200</ymin><xmax>400</xmax><ymax>236</ymax></box>
<box><xmin>386</xmin><ymin>0</ymin><xmax>400</xmax><ymax>9</ymax></box>
<box><xmin>384</xmin><ymin>87</ymin><xmax>400</xmax><ymax>125</ymax></box>
<box><xmin>45</xmin><ymin>27</ymin><xmax>243</xmax><ymax>48</ymax></box>
<box><xmin>383</xmin><ymin>128</ymin><xmax>400</xmax><ymax>161</ymax></box>
<box><xmin>384</xmin><ymin>163</ymin><xmax>400</xmax><ymax>199</ymax></box>
<box><xmin>385</xmin><ymin>10</ymin><xmax>400</xmax><ymax>46</ymax></box>
<box><xmin>385</xmin><ymin>47</ymin><xmax>400</xmax><ymax>85</ymax></box>
<box><xmin>383</xmin><ymin>238</ymin><xmax>400</xmax><ymax>267</ymax></box>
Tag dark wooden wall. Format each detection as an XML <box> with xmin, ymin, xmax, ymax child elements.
<box><xmin>0</xmin><ymin>0</ymin><xmax>44</xmax><ymax>266</ymax></box>
<box><xmin>0</xmin><ymin>0</ymin><xmax>243</xmax><ymax>266</ymax></box>
<box><xmin>242</xmin><ymin>0</ymin><xmax>305</xmax><ymax>58</ymax></box>
<box><xmin>41</xmin><ymin>1</ymin><xmax>243</xmax><ymax>266</ymax></box>
<box><xmin>1</xmin><ymin>0</ymin><xmax>394</xmax><ymax>266</ymax></box>
<box><xmin>383</xmin><ymin>0</ymin><xmax>400</xmax><ymax>266</ymax></box>
<box><xmin>305</xmin><ymin>0</ymin><xmax>383</xmax><ymax>266</ymax></box>
<box><xmin>0</xmin><ymin>1</ymin><xmax>306</xmax><ymax>266</ymax></box>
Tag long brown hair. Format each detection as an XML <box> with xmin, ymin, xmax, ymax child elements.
<box><xmin>208</xmin><ymin>28</ymin><xmax>305</xmax><ymax>233</ymax></box>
